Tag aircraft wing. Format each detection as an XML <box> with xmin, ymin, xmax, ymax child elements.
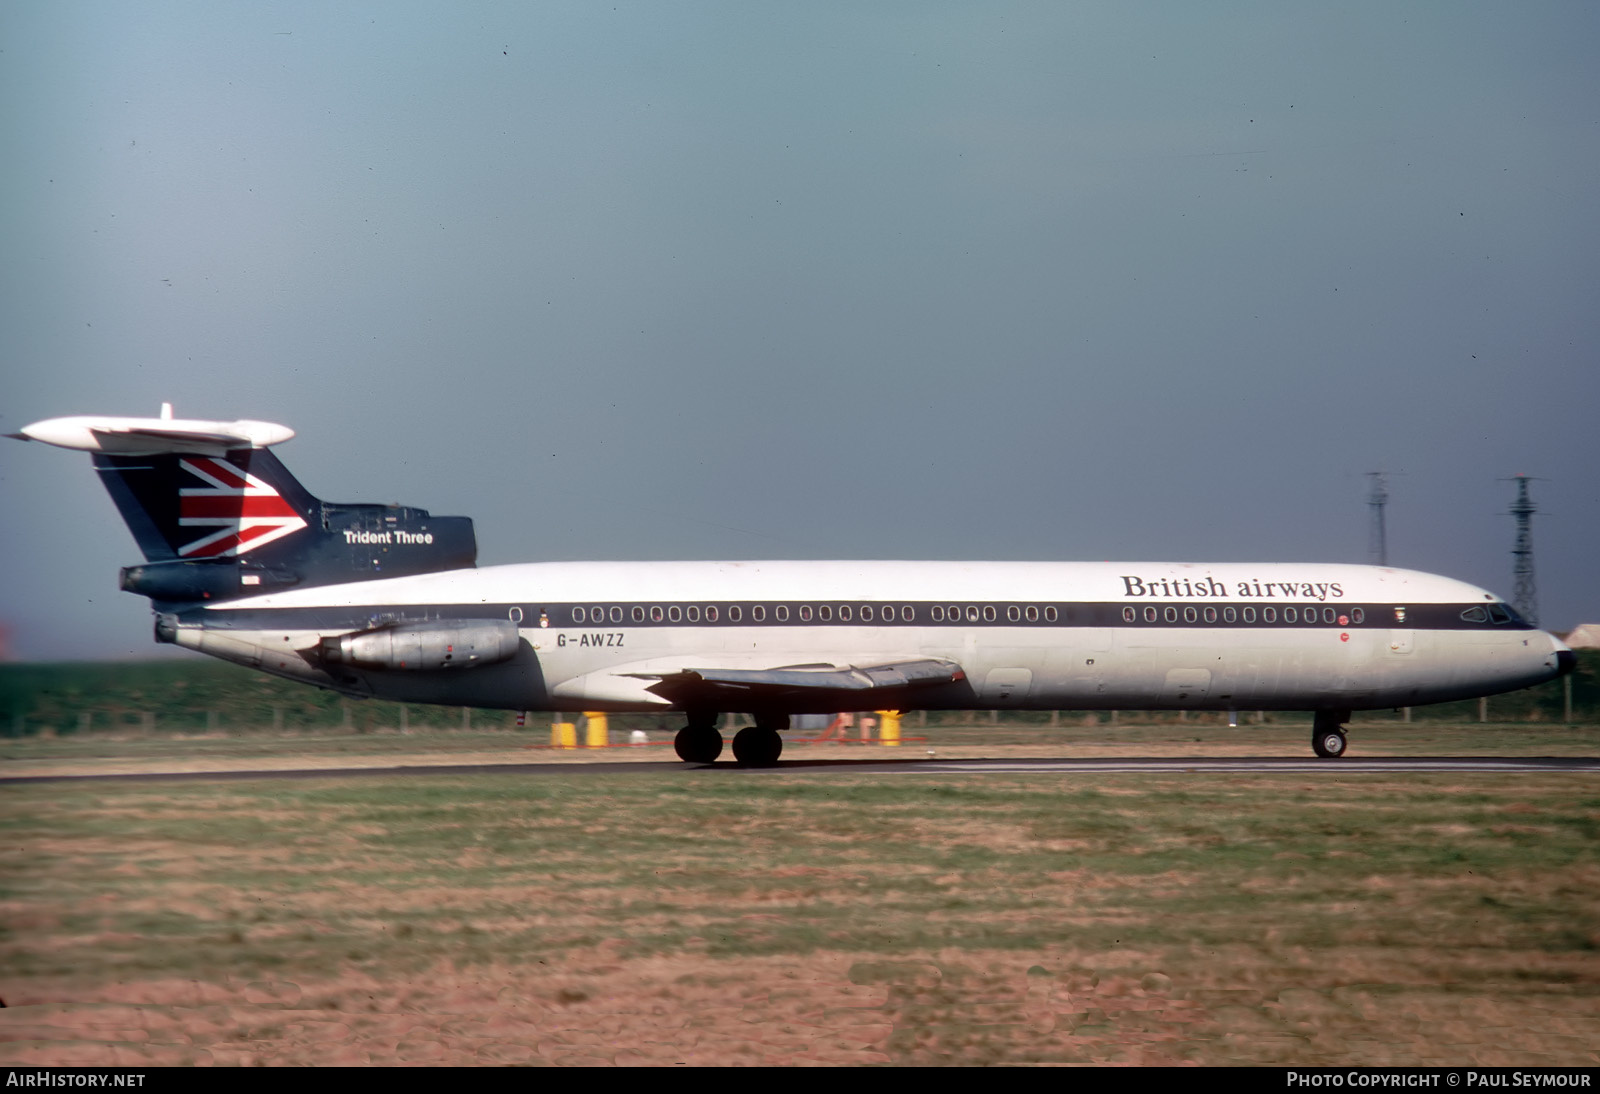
<box><xmin>629</xmin><ymin>657</ymin><xmax>967</xmax><ymax>709</ymax></box>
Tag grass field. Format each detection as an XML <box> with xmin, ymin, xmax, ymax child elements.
<box><xmin>2</xmin><ymin>727</ymin><xmax>1598</xmax><ymax>1065</ymax></box>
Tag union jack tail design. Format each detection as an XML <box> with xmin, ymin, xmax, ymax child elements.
<box><xmin>91</xmin><ymin>447</ymin><xmax>320</xmax><ymax>564</ymax></box>
<box><xmin>177</xmin><ymin>457</ymin><xmax>309</xmax><ymax>557</ymax></box>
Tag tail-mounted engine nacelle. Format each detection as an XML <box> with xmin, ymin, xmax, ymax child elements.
<box><xmin>319</xmin><ymin>619</ymin><xmax>520</xmax><ymax>671</ymax></box>
<box><xmin>121</xmin><ymin>560</ymin><xmax>300</xmax><ymax>602</ymax></box>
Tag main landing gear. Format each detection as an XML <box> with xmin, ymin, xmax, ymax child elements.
<box><xmin>674</xmin><ymin>715</ymin><xmax>723</xmax><ymax>764</ymax></box>
<box><xmin>732</xmin><ymin>716</ymin><xmax>786</xmax><ymax>767</ymax></box>
<box><xmin>1311</xmin><ymin>710</ymin><xmax>1351</xmax><ymax>759</ymax></box>
<box><xmin>673</xmin><ymin>713</ymin><xmax>788</xmax><ymax>766</ymax></box>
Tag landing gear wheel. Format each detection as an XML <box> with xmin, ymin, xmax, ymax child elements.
<box><xmin>674</xmin><ymin>724</ymin><xmax>723</xmax><ymax>763</ymax></box>
<box><xmin>1310</xmin><ymin>709</ymin><xmax>1352</xmax><ymax>759</ymax></box>
<box><xmin>1312</xmin><ymin>727</ymin><xmax>1347</xmax><ymax>759</ymax></box>
<box><xmin>732</xmin><ymin>726</ymin><xmax>783</xmax><ymax>767</ymax></box>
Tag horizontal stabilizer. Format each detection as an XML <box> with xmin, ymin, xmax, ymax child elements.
<box><xmin>13</xmin><ymin>411</ymin><xmax>293</xmax><ymax>455</ymax></box>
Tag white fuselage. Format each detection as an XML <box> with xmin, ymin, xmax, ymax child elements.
<box><xmin>164</xmin><ymin>560</ymin><xmax>1571</xmax><ymax>716</ymax></box>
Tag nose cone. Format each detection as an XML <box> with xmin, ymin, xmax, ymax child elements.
<box><xmin>1544</xmin><ymin>631</ymin><xmax>1576</xmax><ymax>680</ymax></box>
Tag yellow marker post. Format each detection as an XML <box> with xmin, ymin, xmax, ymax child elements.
<box><xmin>552</xmin><ymin>721</ymin><xmax>577</xmax><ymax>749</ymax></box>
<box><xmin>584</xmin><ymin>712</ymin><xmax>609</xmax><ymax>748</ymax></box>
<box><xmin>878</xmin><ymin>710</ymin><xmax>901</xmax><ymax>746</ymax></box>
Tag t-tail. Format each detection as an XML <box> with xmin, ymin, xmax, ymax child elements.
<box><xmin>11</xmin><ymin>405</ymin><xmax>476</xmax><ymax>604</ymax></box>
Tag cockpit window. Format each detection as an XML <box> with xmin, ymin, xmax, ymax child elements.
<box><xmin>1460</xmin><ymin>606</ymin><xmax>1489</xmax><ymax>623</ymax></box>
<box><xmin>1488</xmin><ymin>603</ymin><xmax>1514</xmax><ymax>625</ymax></box>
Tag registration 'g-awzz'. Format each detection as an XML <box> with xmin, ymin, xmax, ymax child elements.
<box><xmin>13</xmin><ymin>409</ymin><xmax>1575</xmax><ymax>764</ymax></box>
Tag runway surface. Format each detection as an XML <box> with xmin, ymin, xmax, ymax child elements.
<box><xmin>5</xmin><ymin>754</ymin><xmax>1597</xmax><ymax>784</ymax></box>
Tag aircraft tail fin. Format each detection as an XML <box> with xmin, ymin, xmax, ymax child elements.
<box><xmin>17</xmin><ymin>410</ymin><xmax>477</xmax><ymax>603</ymax></box>
<box><xmin>94</xmin><ymin>448</ymin><xmax>319</xmax><ymax>563</ymax></box>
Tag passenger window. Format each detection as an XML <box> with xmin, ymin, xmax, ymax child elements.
<box><xmin>610</xmin><ymin>606</ymin><xmax>622</xmax><ymax>623</ymax></box>
<box><xmin>1203</xmin><ymin>606</ymin><xmax>1217</xmax><ymax>623</ymax></box>
<box><xmin>573</xmin><ymin>606</ymin><xmax>586</xmax><ymax>623</ymax></box>
<box><xmin>1284</xmin><ymin>607</ymin><xmax>1297</xmax><ymax>623</ymax></box>
<box><xmin>632</xmin><ymin>606</ymin><xmax>645</xmax><ymax>622</ymax></box>
<box><xmin>1026</xmin><ymin>605</ymin><xmax>1039</xmax><ymax>622</ymax></box>
<box><xmin>818</xmin><ymin>605</ymin><xmax>832</xmax><ymax>621</ymax></box>
<box><xmin>982</xmin><ymin>605</ymin><xmax>995</xmax><ymax>622</ymax></box>
<box><xmin>668</xmin><ymin>605</ymin><xmax>681</xmax><ymax>623</ymax></box>
<box><xmin>1183</xmin><ymin>606</ymin><xmax>1197</xmax><ymax>623</ymax></box>
<box><xmin>799</xmin><ymin>605</ymin><xmax>813</xmax><ymax>622</ymax></box>
<box><xmin>1123</xmin><ymin>607</ymin><xmax>1136</xmax><ymax>623</ymax></box>
<box><xmin>1044</xmin><ymin>606</ymin><xmax>1057</xmax><ymax>622</ymax></box>
<box><xmin>1008</xmin><ymin>606</ymin><xmax>1021</xmax><ymax>622</ymax></box>
<box><xmin>1164</xmin><ymin>607</ymin><xmax>1177</xmax><ymax>623</ymax></box>
<box><xmin>1223</xmin><ymin>606</ymin><xmax>1236</xmax><ymax>623</ymax></box>
<box><xmin>1144</xmin><ymin>607</ymin><xmax>1157</xmax><ymax>623</ymax></box>
<box><xmin>776</xmin><ymin>605</ymin><xmax>789</xmax><ymax>621</ymax></box>
<box><xmin>1323</xmin><ymin>607</ymin><xmax>1336</xmax><ymax>624</ymax></box>
<box><xmin>967</xmin><ymin>605</ymin><xmax>980</xmax><ymax>622</ymax></box>
<box><xmin>903</xmin><ymin>605</ymin><xmax>915</xmax><ymax>622</ymax></box>
<box><xmin>687</xmin><ymin>606</ymin><xmax>700</xmax><ymax>623</ymax></box>
<box><xmin>1351</xmin><ymin>608</ymin><xmax>1364</xmax><ymax>624</ymax></box>
<box><xmin>510</xmin><ymin>606</ymin><xmax>524</xmax><ymax>624</ymax></box>
<box><xmin>650</xmin><ymin>605</ymin><xmax>663</xmax><ymax>622</ymax></box>
<box><xmin>753</xmin><ymin>605</ymin><xmax>766</xmax><ymax>622</ymax></box>
<box><xmin>860</xmin><ymin>605</ymin><xmax>873</xmax><ymax>622</ymax></box>
<box><xmin>839</xmin><ymin>605</ymin><xmax>852</xmax><ymax>622</ymax></box>
<box><xmin>1243</xmin><ymin>606</ymin><xmax>1256</xmax><ymax>623</ymax></box>
<box><xmin>931</xmin><ymin>606</ymin><xmax>945</xmax><ymax>622</ymax></box>
<box><xmin>706</xmin><ymin>605</ymin><xmax>719</xmax><ymax>622</ymax></box>
<box><xmin>1263</xmin><ymin>607</ymin><xmax>1277</xmax><ymax>623</ymax></box>
<box><xmin>592</xmin><ymin>605</ymin><xmax>604</xmax><ymax>621</ymax></box>
<box><xmin>729</xmin><ymin>605</ymin><xmax>741</xmax><ymax>622</ymax></box>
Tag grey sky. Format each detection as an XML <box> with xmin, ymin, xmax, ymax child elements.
<box><xmin>3</xmin><ymin>2</ymin><xmax>1597</xmax><ymax>660</ymax></box>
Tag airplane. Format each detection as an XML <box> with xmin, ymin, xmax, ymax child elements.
<box><xmin>12</xmin><ymin>407</ymin><xmax>1576</xmax><ymax>764</ymax></box>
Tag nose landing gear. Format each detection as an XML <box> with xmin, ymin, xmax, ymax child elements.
<box><xmin>1311</xmin><ymin>710</ymin><xmax>1350</xmax><ymax>758</ymax></box>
